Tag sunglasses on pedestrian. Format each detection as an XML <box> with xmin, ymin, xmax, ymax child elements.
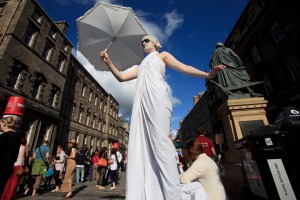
<box><xmin>142</xmin><ymin>39</ymin><xmax>150</xmax><ymax>44</ymax></box>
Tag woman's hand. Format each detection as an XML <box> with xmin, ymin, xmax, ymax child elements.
<box><xmin>100</xmin><ymin>51</ymin><xmax>111</xmax><ymax>64</ymax></box>
<box><xmin>209</xmin><ymin>65</ymin><xmax>226</xmax><ymax>78</ymax></box>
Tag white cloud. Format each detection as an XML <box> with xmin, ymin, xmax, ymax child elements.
<box><xmin>164</xmin><ymin>10</ymin><xmax>184</xmax><ymax>39</ymax></box>
<box><xmin>136</xmin><ymin>10</ymin><xmax>184</xmax><ymax>45</ymax></box>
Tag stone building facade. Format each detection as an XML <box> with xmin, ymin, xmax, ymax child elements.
<box><xmin>0</xmin><ymin>0</ymin><xmax>72</xmax><ymax>154</ymax></box>
<box><xmin>0</xmin><ymin>0</ymin><xmax>128</xmax><ymax>155</ymax></box>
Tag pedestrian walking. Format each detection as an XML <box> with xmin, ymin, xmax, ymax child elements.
<box><xmin>196</xmin><ymin>126</ymin><xmax>217</xmax><ymax>159</ymax></box>
<box><xmin>1</xmin><ymin>137</ymin><xmax>26</xmax><ymax>200</ymax></box>
<box><xmin>76</xmin><ymin>145</ymin><xmax>87</xmax><ymax>183</ymax></box>
<box><xmin>0</xmin><ymin>116</ymin><xmax>21</xmax><ymax>196</ymax></box>
<box><xmin>24</xmin><ymin>140</ymin><xmax>50</xmax><ymax>197</ymax></box>
<box><xmin>51</xmin><ymin>145</ymin><xmax>65</xmax><ymax>192</ymax></box>
<box><xmin>107</xmin><ymin>148</ymin><xmax>118</xmax><ymax>190</ymax></box>
<box><xmin>96</xmin><ymin>147</ymin><xmax>108</xmax><ymax>190</ymax></box>
<box><xmin>59</xmin><ymin>139</ymin><xmax>78</xmax><ymax>199</ymax></box>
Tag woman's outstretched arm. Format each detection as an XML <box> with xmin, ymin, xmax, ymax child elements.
<box><xmin>159</xmin><ymin>51</ymin><xmax>225</xmax><ymax>79</ymax></box>
<box><xmin>100</xmin><ymin>51</ymin><xmax>138</xmax><ymax>82</ymax></box>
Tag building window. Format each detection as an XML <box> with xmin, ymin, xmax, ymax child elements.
<box><xmin>251</xmin><ymin>45</ymin><xmax>261</xmax><ymax>64</ymax></box>
<box><xmin>262</xmin><ymin>74</ymin><xmax>275</xmax><ymax>96</ymax></box>
<box><xmin>286</xmin><ymin>54</ymin><xmax>300</xmax><ymax>81</ymax></box>
<box><xmin>31</xmin><ymin>8</ymin><xmax>43</xmax><ymax>24</ymax></box>
<box><xmin>0</xmin><ymin>2</ymin><xmax>7</xmax><ymax>12</ymax></box>
<box><xmin>93</xmin><ymin>118</ymin><xmax>97</xmax><ymax>129</ymax></box>
<box><xmin>22</xmin><ymin>24</ymin><xmax>38</xmax><ymax>48</ymax></box>
<box><xmin>84</xmin><ymin>135</ymin><xmax>88</xmax><ymax>145</ymax></box>
<box><xmin>48</xmin><ymin>26</ymin><xmax>57</xmax><ymax>40</ymax></box>
<box><xmin>81</xmin><ymin>84</ymin><xmax>87</xmax><ymax>97</ymax></box>
<box><xmin>270</xmin><ymin>21</ymin><xmax>285</xmax><ymax>44</ymax></box>
<box><xmin>56</xmin><ymin>54</ymin><xmax>66</xmax><ymax>73</ymax></box>
<box><xmin>86</xmin><ymin>114</ymin><xmax>90</xmax><ymax>126</ymax></box>
<box><xmin>75</xmin><ymin>80</ymin><xmax>79</xmax><ymax>93</ymax></box>
<box><xmin>6</xmin><ymin>61</ymin><xmax>27</xmax><ymax>92</ymax></box>
<box><xmin>98</xmin><ymin>120</ymin><xmax>101</xmax><ymax>131</ymax></box>
<box><xmin>75</xmin><ymin>133</ymin><xmax>80</xmax><ymax>144</ymax></box>
<box><xmin>31</xmin><ymin>73</ymin><xmax>46</xmax><ymax>101</ymax></box>
<box><xmin>62</xmin><ymin>41</ymin><xmax>69</xmax><ymax>53</ymax></box>
<box><xmin>79</xmin><ymin>110</ymin><xmax>84</xmax><ymax>123</ymax></box>
<box><xmin>90</xmin><ymin>137</ymin><xmax>94</xmax><ymax>152</ymax></box>
<box><xmin>42</xmin><ymin>42</ymin><xmax>54</xmax><ymax>61</ymax></box>
<box><xmin>94</xmin><ymin>94</ymin><xmax>98</xmax><ymax>106</ymax></box>
<box><xmin>88</xmin><ymin>90</ymin><xmax>93</xmax><ymax>102</ymax></box>
<box><xmin>104</xmin><ymin>104</ymin><xmax>107</xmax><ymax>113</ymax></box>
<box><xmin>99</xmin><ymin>100</ymin><xmax>103</xmax><ymax>110</ymax></box>
<box><xmin>102</xmin><ymin>123</ymin><xmax>106</xmax><ymax>132</ymax></box>
<box><xmin>72</xmin><ymin>105</ymin><xmax>76</xmax><ymax>120</ymax></box>
<box><xmin>49</xmin><ymin>84</ymin><xmax>60</xmax><ymax>108</ymax></box>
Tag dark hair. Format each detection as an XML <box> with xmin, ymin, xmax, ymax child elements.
<box><xmin>99</xmin><ymin>147</ymin><xmax>107</xmax><ymax>157</ymax></box>
<box><xmin>183</xmin><ymin>139</ymin><xmax>204</xmax><ymax>163</ymax></box>
<box><xmin>21</xmin><ymin>137</ymin><xmax>27</xmax><ymax>146</ymax></box>
<box><xmin>196</xmin><ymin>126</ymin><xmax>205</xmax><ymax>135</ymax></box>
<box><xmin>43</xmin><ymin>140</ymin><xmax>49</xmax><ymax>145</ymax></box>
<box><xmin>111</xmin><ymin>148</ymin><xmax>117</xmax><ymax>157</ymax></box>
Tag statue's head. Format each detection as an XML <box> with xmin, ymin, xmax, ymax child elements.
<box><xmin>216</xmin><ymin>42</ymin><xmax>224</xmax><ymax>48</ymax></box>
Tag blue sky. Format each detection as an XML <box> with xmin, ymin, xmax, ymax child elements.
<box><xmin>37</xmin><ymin>0</ymin><xmax>248</xmax><ymax>134</ymax></box>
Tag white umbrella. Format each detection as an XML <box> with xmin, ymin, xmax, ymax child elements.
<box><xmin>76</xmin><ymin>1</ymin><xmax>148</xmax><ymax>71</ymax></box>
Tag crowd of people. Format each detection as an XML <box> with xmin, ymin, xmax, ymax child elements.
<box><xmin>0</xmin><ymin>115</ymin><xmax>126</xmax><ymax>199</ymax></box>
<box><xmin>0</xmin><ymin>115</ymin><xmax>226</xmax><ymax>200</ymax></box>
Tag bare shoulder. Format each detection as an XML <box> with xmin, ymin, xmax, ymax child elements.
<box><xmin>158</xmin><ymin>51</ymin><xmax>173</xmax><ymax>60</ymax></box>
<box><xmin>158</xmin><ymin>51</ymin><xmax>170</xmax><ymax>57</ymax></box>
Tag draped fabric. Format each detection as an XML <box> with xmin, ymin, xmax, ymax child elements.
<box><xmin>209</xmin><ymin>47</ymin><xmax>250</xmax><ymax>88</ymax></box>
<box><xmin>180</xmin><ymin>182</ymin><xmax>209</xmax><ymax>200</ymax></box>
<box><xmin>126</xmin><ymin>52</ymin><xmax>181</xmax><ymax>200</ymax></box>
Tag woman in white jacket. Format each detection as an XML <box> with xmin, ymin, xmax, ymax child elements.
<box><xmin>180</xmin><ymin>139</ymin><xmax>226</xmax><ymax>200</ymax></box>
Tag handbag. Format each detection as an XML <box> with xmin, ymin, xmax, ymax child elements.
<box><xmin>97</xmin><ymin>154</ymin><xmax>108</xmax><ymax>167</ymax></box>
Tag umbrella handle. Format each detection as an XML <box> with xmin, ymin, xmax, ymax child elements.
<box><xmin>104</xmin><ymin>37</ymin><xmax>117</xmax><ymax>52</ymax></box>
<box><xmin>104</xmin><ymin>41</ymin><xmax>112</xmax><ymax>52</ymax></box>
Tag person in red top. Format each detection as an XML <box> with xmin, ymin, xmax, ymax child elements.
<box><xmin>92</xmin><ymin>151</ymin><xmax>99</xmax><ymax>182</ymax></box>
<box><xmin>196</xmin><ymin>126</ymin><xmax>216</xmax><ymax>159</ymax></box>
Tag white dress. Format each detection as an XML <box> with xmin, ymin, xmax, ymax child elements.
<box><xmin>126</xmin><ymin>51</ymin><xmax>181</xmax><ymax>200</ymax></box>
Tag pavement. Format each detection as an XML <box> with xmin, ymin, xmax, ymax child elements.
<box><xmin>15</xmin><ymin>172</ymin><xmax>126</xmax><ymax>200</ymax></box>
<box><xmin>14</xmin><ymin>171</ymin><xmax>256</xmax><ymax>200</ymax></box>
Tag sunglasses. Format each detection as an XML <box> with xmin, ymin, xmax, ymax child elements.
<box><xmin>142</xmin><ymin>39</ymin><xmax>150</xmax><ymax>44</ymax></box>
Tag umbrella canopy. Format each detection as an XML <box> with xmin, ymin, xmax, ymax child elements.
<box><xmin>76</xmin><ymin>1</ymin><xmax>148</xmax><ymax>71</ymax></box>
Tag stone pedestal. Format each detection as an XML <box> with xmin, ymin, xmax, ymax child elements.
<box><xmin>217</xmin><ymin>97</ymin><xmax>269</xmax><ymax>196</ymax></box>
<box><xmin>218</xmin><ymin>97</ymin><xmax>269</xmax><ymax>150</ymax></box>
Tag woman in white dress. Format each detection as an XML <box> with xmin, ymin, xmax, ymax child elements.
<box><xmin>100</xmin><ymin>35</ymin><xmax>225</xmax><ymax>200</ymax></box>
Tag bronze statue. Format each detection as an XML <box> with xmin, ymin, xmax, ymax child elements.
<box><xmin>210</xmin><ymin>42</ymin><xmax>250</xmax><ymax>87</ymax></box>
<box><xmin>209</xmin><ymin>43</ymin><xmax>263</xmax><ymax>98</ymax></box>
